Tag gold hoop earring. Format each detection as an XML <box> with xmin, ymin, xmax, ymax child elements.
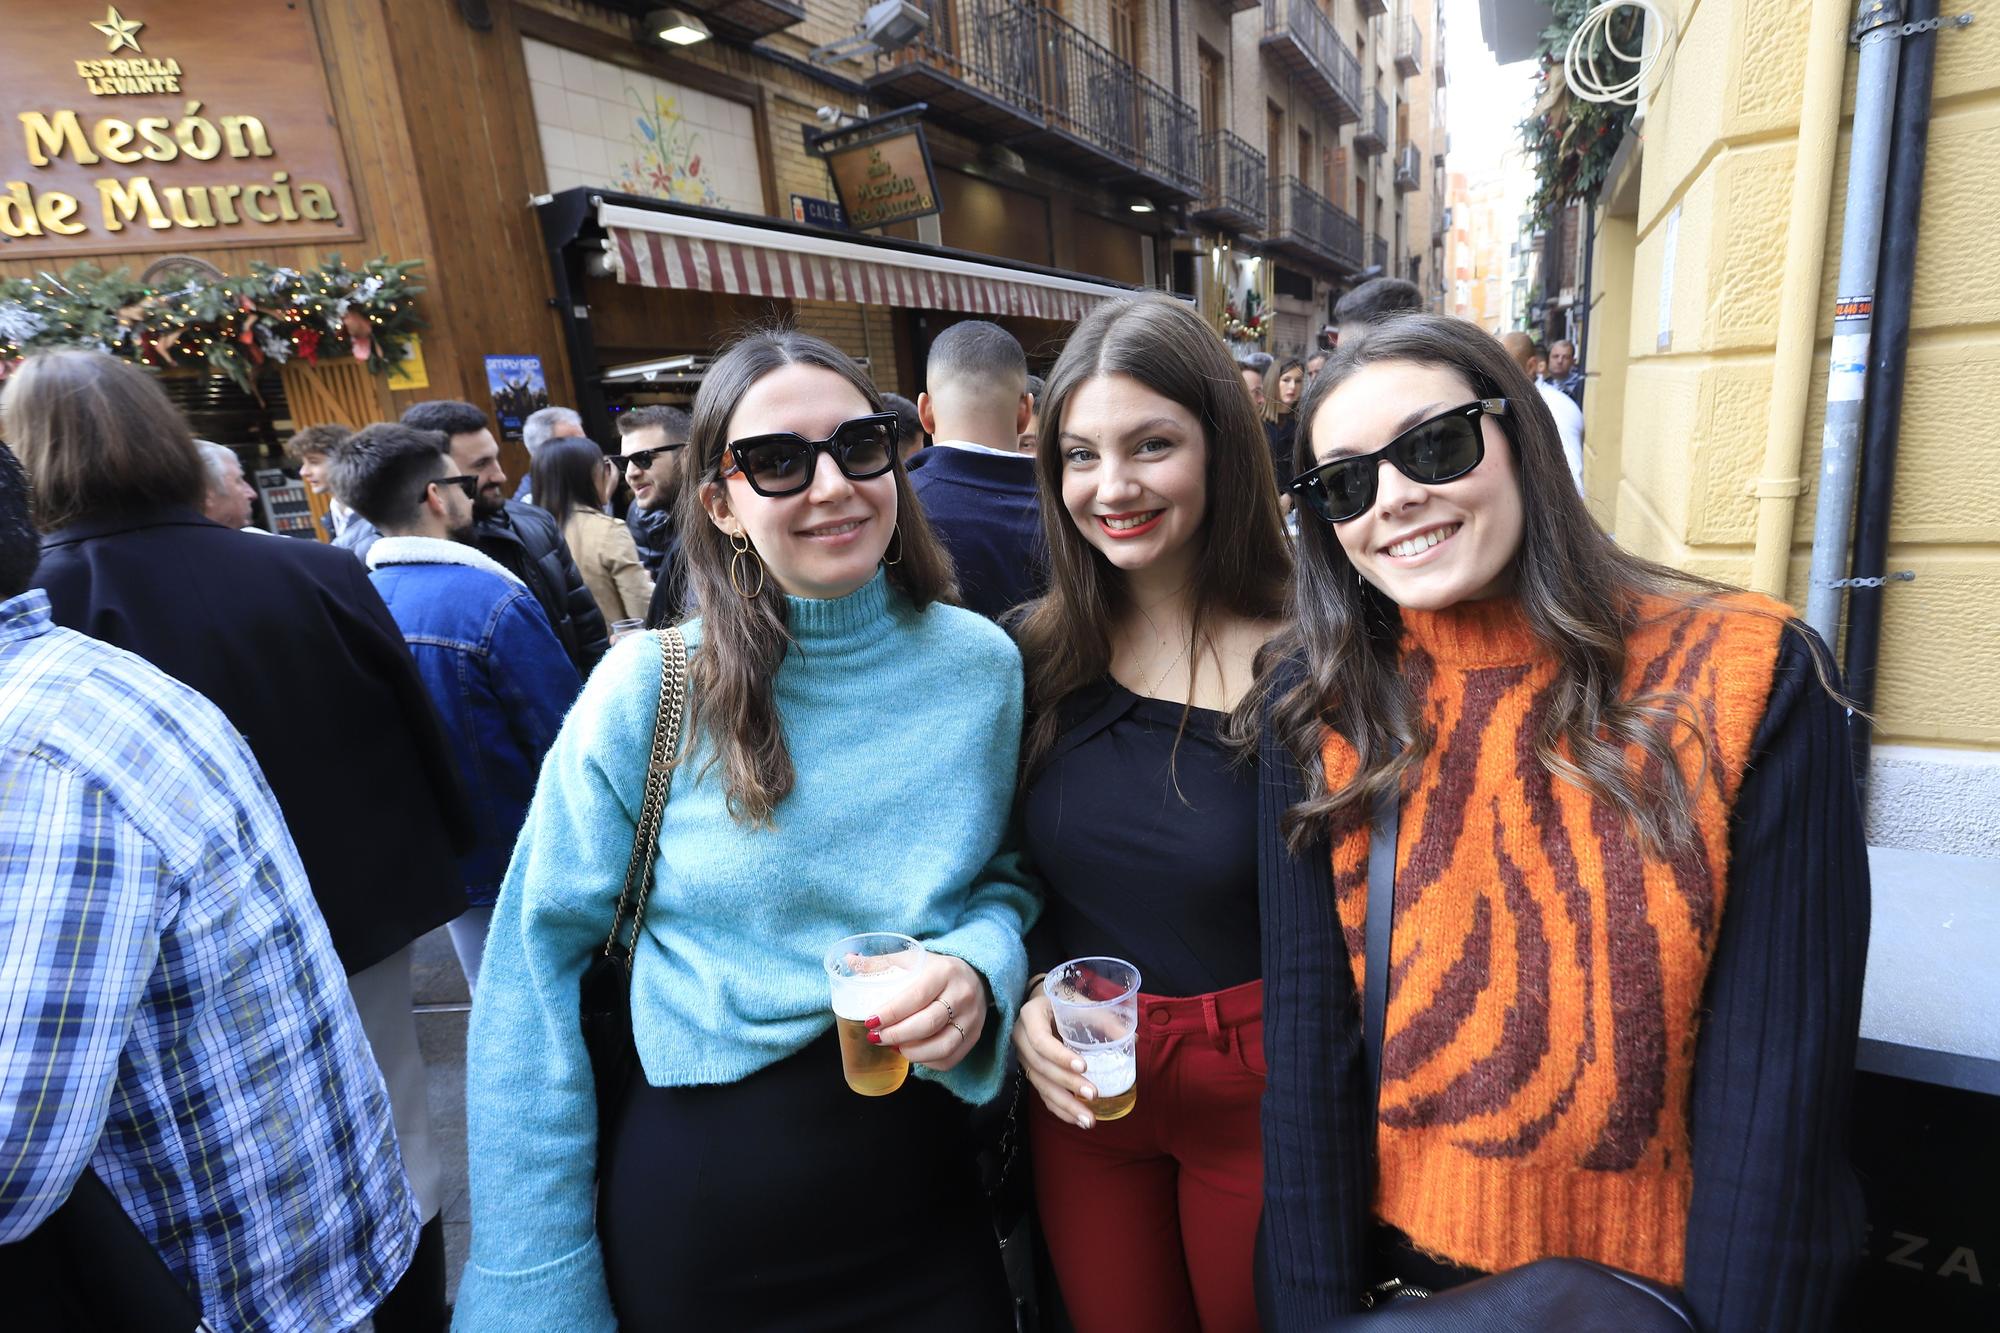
<box><xmin>728</xmin><ymin>530</ymin><xmax>765</xmax><ymax>598</ymax></box>
<box><xmin>883</xmin><ymin>523</ymin><xmax>904</xmax><ymax>567</ymax></box>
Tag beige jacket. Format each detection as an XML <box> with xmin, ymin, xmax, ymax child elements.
<box><xmin>563</xmin><ymin>508</ymin><xmax>653</xmax><ymax>626</ymax></box>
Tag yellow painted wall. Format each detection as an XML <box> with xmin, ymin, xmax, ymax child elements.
<box><xmin>1598</xmin><ymin>0</ymin><xmax>2000</xmax><ymax>748</ymax></box>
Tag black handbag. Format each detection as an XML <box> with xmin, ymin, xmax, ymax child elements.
<box><xmin>578</xmin><ymin>627</ymin><xmax>687</xmax><ymax>1152</ymax></box>
<box><xmin>1331</xmin><ymin>790</ymin><xmax>1695</xmax><ymax>1331</ymax></box>
<box><xmin>0</xmin><ymin>1166</ymin><xmax>214</xmax><ymax>1330</ymax></box>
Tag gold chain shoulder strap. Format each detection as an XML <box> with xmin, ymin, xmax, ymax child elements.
<box><xmin>603</xmin><ymin>626</ymin><xmax>689</xmax><ymax>970</ymax></box>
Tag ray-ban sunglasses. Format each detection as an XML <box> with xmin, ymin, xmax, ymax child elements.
<box><xmin>717</xmin><ymin>412</ymin><xmax>900</xmax><ymax>497</ymax></box>
<box><xmin>1287</xmin><ymin>398</ymin><xmax>1508</xmax><ymax>523</ymax></box>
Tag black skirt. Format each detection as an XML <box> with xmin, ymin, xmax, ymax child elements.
<box><xmin>598</xmin><ymin>1026</ymin><xmax>1014</xmax><ymax>1331</ymax></box>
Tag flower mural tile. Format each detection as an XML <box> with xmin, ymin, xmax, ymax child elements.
<box><xmin>524</xmin><ymin>39</ymin><xmax>760</xmax><ymax>214</ymax></box>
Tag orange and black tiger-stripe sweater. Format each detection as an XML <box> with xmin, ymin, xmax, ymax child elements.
<box><xmin>1256</xmin><ymin>591</ymin><xmax>1871</xmax><ymax>1332</ymax></box>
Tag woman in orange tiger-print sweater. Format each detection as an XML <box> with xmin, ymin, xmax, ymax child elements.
<box><xmin>1254</xmin><ymin>315</ymin><xmax>1869</xmax><ymax>1332</ymax></box>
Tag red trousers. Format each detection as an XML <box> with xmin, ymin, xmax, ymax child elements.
<box><xmin>1030</xmin><ymin>979</ymin><xmax>1265</xmax><ymax>1333</ymax></box>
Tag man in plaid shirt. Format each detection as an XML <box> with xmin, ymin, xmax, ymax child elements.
<box><xmin>0</xmin><ymin>442</ymin><xmax>419</xmax><ymax>1328</ymax></box>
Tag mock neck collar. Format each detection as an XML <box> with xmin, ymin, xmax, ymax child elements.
<box><xmin>1397</xmin><ymin>595</ymin><xmax>1549</xmax><ymax>668</ymax></box>
<box><xmin>784</xmin><ymin>567</ymin><xmax>895</xmax><ymax>649</ymax></box>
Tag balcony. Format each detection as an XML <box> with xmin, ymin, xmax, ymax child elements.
<box><xmin>1192</xmin><ymin>130</ymin><xmax>1268</xmax><ymax>234</ymax></box>
<box><xmin>1264</xmin><ymin>174</ymin><xmax>1363</xmax><ymax>272</ymax></box>
<box><xmin>1394</xmin><ymin>142</ymin><xmax>1421</xmax><ymax>192</ymax></box>
<box><xmin>867</xmin><ymin>2</ymin><xmax>1201</xmax><ymax>201</ymax></box>
<box><xmin>1396</xmin><ymin>16</ymin><xmax>1422</xmax><ymax>77</ymax></box>
<box><xmin>1435</xmin><ymin>23</ymin><xmax>1448</xmax><ymax>82</ymax></box>
<box><xmin>1371</xmin><ymin>233</ymin><xmax>1390</xmax><ymax>272</ymax></box>
<box><xmin>1359</xmin><ymin>0</ymin><xmax>1388</xmax><ymax>16</ymax></box>
<box><xmin>678</xmin><ymin>0</ymin><xmax>804</xmax><ymax>38</ymax></box>
<box><xmin>1262</xmin><ymin>0</ymin><xmax>1363</xmax><ymax>125</ymax></box>
<box><xmin>1354</xmin><ymin>91</ymin><xmax>1388</xmax><ymax>156</ymax></box>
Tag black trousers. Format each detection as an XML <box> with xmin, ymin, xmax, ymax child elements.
<box><xmin>599</xmin><ymin>1027</ymin><xmax>1014</xmax><ymax>1331</ymax></box>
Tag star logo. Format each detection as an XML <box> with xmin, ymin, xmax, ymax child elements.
<box><xmin>91</xmin><ymin>6</ymin><xmax>145</xmax><ymax>54</ymax></box>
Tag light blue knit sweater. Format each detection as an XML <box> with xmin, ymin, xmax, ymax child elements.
<box><xmin>454</xmin><ymin>570</ymin><xmax>1037</xmax><ymax>1330</ymax></box>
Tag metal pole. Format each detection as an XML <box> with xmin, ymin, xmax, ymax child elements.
<box><xmin>1844</xmin><ymin>0</ymin><xmax>1939</xmax><ymax>790</ymax></box>
<box><xmin>1804</xmin><ymin>0</ymin><xmax>1904</xmax><ymax>643</ymax></box>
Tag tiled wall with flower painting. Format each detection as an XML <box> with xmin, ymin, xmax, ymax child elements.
<box><xmin>524</xmin><ymin>39</ymin><xmax>764</xmax><ymax>213</ymax></box>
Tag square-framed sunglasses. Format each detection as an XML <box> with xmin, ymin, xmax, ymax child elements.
<box><xmin>1287</xmin><ymin>398</ymin><xmax>1509</xmax><ymax>524</ymax></box>
<box><xmin>717</xmin><ymin>412</ymin><xmax>900</xmax><ymax>498</ymax></box>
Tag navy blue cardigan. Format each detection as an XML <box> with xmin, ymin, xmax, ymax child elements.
<box><xmin>1255</xmin><ymin>629</ymin><xmax>1870</xmax><ymax>1331</ymax></box>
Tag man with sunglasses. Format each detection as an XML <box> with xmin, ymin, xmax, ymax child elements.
<box><xmin>616</xmin><ymin>406</ymin><xmax>693</xmax><ymax>627</ymax></box>
<box><xmin>331</xmin><ymin>424</ymin><xmax>579</xmax><ymax>1002</ymax></box>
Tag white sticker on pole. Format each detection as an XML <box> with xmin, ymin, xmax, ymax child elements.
<box><xmin>1829</xmin><ymin>331</ymin><xmax>1870</xmax><ymax>404</ymax></box>
<box><xmin>1655</xmin><ymin>206</ymin><xmax>1679</xmax><ymax>352</ymax></box>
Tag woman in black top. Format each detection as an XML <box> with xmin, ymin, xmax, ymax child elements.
<box><xmin>1012</xmin><ymin>294</ymin><xmax>1292</xmax><ymax>1333</ymax></box>
<box><xmin>1264</xmin><ymin>356</ymin><xmax>1304</xmax><ymax>487</ymax></box>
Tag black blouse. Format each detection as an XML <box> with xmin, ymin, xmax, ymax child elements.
<box><xmin>1023</xmin><ymin>679</ymin><xmax>1261</xmax><ymax>998</ymax></box>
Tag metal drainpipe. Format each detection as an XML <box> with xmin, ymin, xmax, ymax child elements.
<box><xmin>1746</xmin><ymin>0</ymin><xmax>1858</xmax><ymax>598</ymax></box>
<box><xmin>1803</xmin><ymin>1</ymin><xmax>1905</xmax><ymax>644</ymax></box>
<box><xmin>1843</xmin><ymin>0</ymin><xmax>1941</xmax><ymax>790</ymax></box>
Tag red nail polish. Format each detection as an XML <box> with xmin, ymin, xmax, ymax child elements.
<box><xmin>867</xmin><ymin>1032</ymin><xmax>881</xmax><ymax>1045</ymax></box>
<box><xmin>865</xmin><ymin>1016</ymin><xmax>881</xmax><ymax>1029</ymax></box>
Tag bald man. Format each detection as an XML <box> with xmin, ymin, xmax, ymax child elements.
<box><xmin>1501</xmin><ymin>331</ymin><xmax>1584</xmax><ymax>495</ymax></box>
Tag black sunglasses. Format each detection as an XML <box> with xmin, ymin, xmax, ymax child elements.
<box><xmin>432</xmin><ymin>474</ymin><xmax>480</xmax><ymax>501</ymax></box>
<box><xmin>1287</xmin><ymin>398</ymin><xmax>1508</xmax><ymax>523</ymax></box>
<box><xmin>622</xmin><ymin>443</ymin><xmax>684</xmax><ymax>471</ymax></box>
<box><xmin>718</xmin><ymin>413</ymin><xmax>900</xmax><ymax>497</ymax></box>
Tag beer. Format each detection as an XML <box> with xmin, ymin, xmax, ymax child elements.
<box><xmin>1046</xmin><ymin>956</ymin><xmax>1143</xmax><ymax>1127</ymax></box>
<box><xmin>834</xmin><ymin>1012</ymin><xmax>909</xmax><ymax>1097</ymax></box>
<box><xmin>1085</xmin><ymin>1046</ymin><xmax>1138</xmax><ymax>1121</ymax></box>
<box><xmin>824</xmin><ymin>932</ymin><xmax>924</xmax><ymax>1097</ymax></box>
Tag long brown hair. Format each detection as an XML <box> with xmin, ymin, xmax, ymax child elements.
<box><xmin>1263</xmin><ymin>356</ymin><xmax>1304</xmax><ymax>424</ymax></box>
<box><xmin>0</xmin><ymin>349</ymin><xmax>205</xmax><ymax>531</ymax></box>
<box><xmin>1267</xmin><ymin>313</ymin><xmax>1744</xmax><ymax>856</ymax></box>
<box><xmin>674</xmin><ymin>329</ymin><xmax>957</xmax><ymax>825</ymax></box>
<box><xmin>1017</xmin><ymin>293</ymin><xmax>1292</xmax><ymax>779</ymax></box>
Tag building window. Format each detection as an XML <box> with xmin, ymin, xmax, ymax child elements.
<box><xmin>1109</xmin><ymin>0</ymin><xmax>1143</xmax><ymax>68</ymax></box>
<box><xmin>1198</xmin><ymin>41</ymin><xmax>1225</xmax><ymax>137</ymax></box>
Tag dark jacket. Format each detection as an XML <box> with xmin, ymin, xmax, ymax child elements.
<box><xmin>626</xmin><ymin>502</ymin><xmax>673</xmax><ymax>576</ymax></box>
<box><xmin>338</xmin><ymin>501</ymin><xmax>608</xmax><ymax>677</ymax></box>
<box><xmin>34</xmin><ymin>508</ymin><xmax>474</xmax><ymax>974</ymax></box>
<box><xmin>907</xmin><ymin>444</ymin><xmax>1044</xmax><ymax>621</ymax></box>
<box><xmin>366</xmin><ymin>537</ymin><xmax>580</xmax><ymax>905</ymax></box>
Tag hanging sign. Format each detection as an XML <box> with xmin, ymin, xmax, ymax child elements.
<box><xmin>0</xmin><ymin>2</ymin><xmax>359</xmax><ymax>257</ymax></box>
<box><xmin>810</xmin><ymin>108</ymin><xmax>939</xmax><ymax>231</ymax></box>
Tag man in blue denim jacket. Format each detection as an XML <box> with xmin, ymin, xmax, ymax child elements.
<box><xmin>331</xmin><ymin>423</ymin><xmax>581</xmax><ymax>993</ymax></box>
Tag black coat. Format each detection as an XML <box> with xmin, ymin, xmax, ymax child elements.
<box><xmin>34</xmin><ymin>508</ymin><xmax>475</xmax><ymax>974</ymax></box>
<box><xmin>337</xmin><ymin>501</ymin><xmax>609</xmax><ymax>676</ymax></box>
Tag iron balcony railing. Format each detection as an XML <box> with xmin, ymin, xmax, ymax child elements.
<box><xmin>1355</xmin><ymin>91</ymin><xmax>1389</xmax><ymax>155</ymax></box>
<box><xmin>1195</xmin><ymin>130</ymin><xmax>1268</xmax><ymax>232</ymax></box>
<box><xmin>1262</xmin><ymin>0</ymin><xmax>1363</xmax><ymax>123</ymax></box>
<box><xmin>1396</xmin><ymin>15</ymin><xmax>1423</xmax><ymax>76</ymax></box>
<box><xmin>1268</xmin><ymin>174</ymin><xmax>1363</xmax><ymax>271</ymax></box>
<box><xmin>1371</xmin><ymin>233</ymin><xmax>1390</xmax><ymax>272</ymax></box>
<box><xmin>1394</xmin><ymin>142</ymin><xmax>1421</xmax><ymax>191</ymax></box>
<box><xmin>873</xmin><ymin>2</ymin><xmax>1200</xmax><ymax>197</ymax></box>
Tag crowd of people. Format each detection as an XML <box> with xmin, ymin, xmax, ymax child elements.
<box><xmin>0</xmin><ymin>283</ymin><xmax>1869</xmax><ymax>1333</ymax></box>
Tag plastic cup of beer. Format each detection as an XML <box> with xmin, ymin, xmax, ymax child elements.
<box><xmin>1044</xmin><ymin>957</ymin><xmax>1141</xmax><ymax>1121</ymax></box>
<box><xmin>609</xmin><ymin>617</ymin><xmax>644</xmax><ymax>644</ymax></box>
<box><xmin>824</xmin><ymin>932</ymin><xmax>924</xmax><ymax>1096</ymax></box>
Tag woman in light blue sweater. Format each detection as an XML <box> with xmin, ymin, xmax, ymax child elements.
<box><xmin>455</xmin><ymin>332</ymin><xmax>1037</xmax><ymax>1331</ymax></box>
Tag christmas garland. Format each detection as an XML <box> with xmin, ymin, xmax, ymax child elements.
<box><xmin>0</xmin><ymin>254</ymin><xmax>424</xmax><ymax>394</ymax></box>
<box><xmin>1519</xmin><ymin>0</ymin><xmax>1640</xmax><ymax>228</ymax></box>
<box><xmin>1220</xmin><ymin>288</ymin><xmax>1269</xmax><ymax>344</ymax></box>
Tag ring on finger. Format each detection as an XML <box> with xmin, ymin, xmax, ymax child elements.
<box><xmin>947</xmin><ymin>1018</ymin><xmax>967</xmax><ymax>1043</ymax></box>
<box><xmin>934</xmin><ymin>996</ymin><xmax>957</xmax><ymax>1023</ymax></box>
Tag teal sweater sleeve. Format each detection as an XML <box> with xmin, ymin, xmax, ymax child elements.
<box><xmin>453</xmin><ymin>630</ymin><xmax>656</xmax><ymax>1330</ymax></box>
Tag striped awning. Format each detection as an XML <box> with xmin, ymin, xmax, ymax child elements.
<box><xmin>599</xmin><ymin>201</ymin><xmax>1130</xmax><ymax>323</ymax></box>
